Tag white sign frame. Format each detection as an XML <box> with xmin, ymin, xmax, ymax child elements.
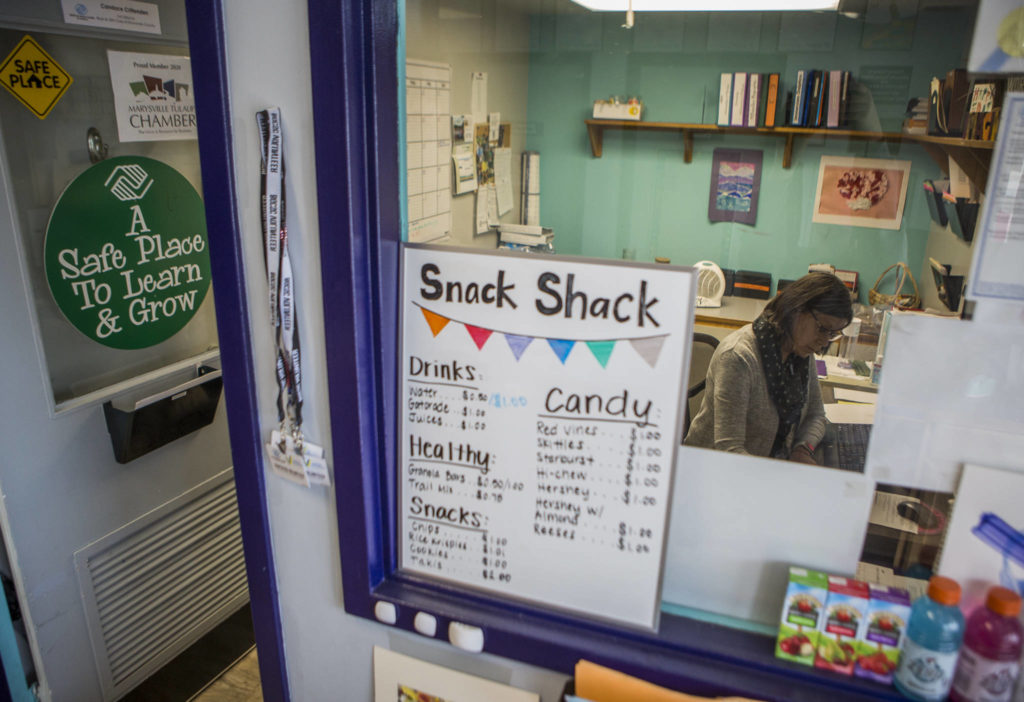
<box><xmin>969</xmin><ymin>93</ymin><xmax>1024</xmax><ymax>302</ymax></box>
<box><xmin>397</xmin><ymin>244</ymin><xmax>695</xmax><ymax>630</ymax></box>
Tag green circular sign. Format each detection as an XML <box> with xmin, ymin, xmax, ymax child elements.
<box><xmin>44</xmin><ymin>156</ymin><xmax>211</xmax><ymax>350</ymax></box>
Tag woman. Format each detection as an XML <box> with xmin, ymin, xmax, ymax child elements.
<box><xmin>684</xmin><ymin>272</ymin><xmax>852</xmax><ymax>464</ymax></box>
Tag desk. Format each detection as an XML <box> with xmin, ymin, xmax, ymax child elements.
<box><xmin>817</xmin><ymin>354</ymin><xmax>878</xmax><ymax>392</ymax></box>
<box><xmin>693</xmin><ymin>296</ymin><xmax>766</xmax><ymax>331</ymax></box>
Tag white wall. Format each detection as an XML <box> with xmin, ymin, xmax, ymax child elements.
<box><xmin>221</xmin><ymin>1</ymin><xmax>569</xmax><ymax>699</ymax></box>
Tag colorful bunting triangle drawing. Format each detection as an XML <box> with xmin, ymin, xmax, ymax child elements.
<box><xmin>547</xmin><ymin>338</ymin><xmax>575</xmax><ymax>364</ymax></box>
<box><xmin>465</xmin><ymin>324</ymin><xmax>493</xmax><ymax>350</ymax></box>
<box><xmin>420</xmin><ymin>307</ymin><xmax>450</xmax><ymax>337</ymax></box>
<box><xmin>504</xmin><ymin>333</ymin><xmax>533</xmax><ymax>361</ymax></box>
<box><xmin>585</xmin><ymin>340</ymin><xmax>616</xmax><ymax>368</ymax></box>
<box><xmin>629</xmin><ymin>335</ymin><xmax>668</xmax><ymax>368</ymax></box>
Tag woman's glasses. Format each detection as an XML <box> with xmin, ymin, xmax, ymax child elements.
<box><xmin>809</xmin><ymin>309</ymin><xmax>846</xmax><ymax>342</ymax></box>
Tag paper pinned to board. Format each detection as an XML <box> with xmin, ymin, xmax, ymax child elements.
<box><xmin>489</xmin><ymin>111</ymin><xmax>500</xmax><ymax>143</ymax></box>
<box><xmin>486</xmin><ymin>183</ymin><xmax>499</xmax><ymax>225</ymax></box>
<box><xmin>475</xmin><ymin>187</ymin><xmax>490</xmax><ymax>234</ymax></box>
<box><xmin>471</xmin><ymin>71</ymin><xmax>487</xmax><ymax>122</ymax></box>
<box><xmin>452</xmin><ymin>142</ymin><xmax>477</xmax><ymax>195</ymax></box>
<box><xmin>494</xmin><ymin>147</ymin><xmax>513</xmax><ymax>216</ymax></box>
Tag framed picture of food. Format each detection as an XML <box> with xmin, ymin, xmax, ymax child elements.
<box><xmin>812</xmin><ymin>156</ymin><xmax>911</xmax><ymax>230</ymax></box>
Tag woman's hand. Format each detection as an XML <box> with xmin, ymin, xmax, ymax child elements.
<box><xmin>790</xmin><ymin>444</ymin><xmax>817</xmax><ymax>465</ymax></box>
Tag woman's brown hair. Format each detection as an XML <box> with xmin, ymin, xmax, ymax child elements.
<box><xmin>762</xmin><ymin>272</ymin><xmax>853</xmax><ymax>334</ymax></box>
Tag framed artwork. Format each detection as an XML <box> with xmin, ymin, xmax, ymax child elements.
<box><xmin>373</xmin><ymin>647</ymin><xmax>539</xmax><ymax>702</ymax></box>
<box><xmin>708</xmin><ymin>148</ymin><xmax>762</xmax><ymax>226</ymax></box>
<box><xmin>812</xmin><ymin>156</ymin><xmax>911</xmax><ymax>230</ymax></box>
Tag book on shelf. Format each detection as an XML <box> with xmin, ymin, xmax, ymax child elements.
<box><xmin>827</xmin><ymin>70</ymin><xmax>842</xmax><ymax>128</ymax></box>
<box><xmin>718</xmin><ymin>73</ymin><xmax>732</xmax><ymax>126</ymax></box>
<box><xmin>839</xmin><ymin>71</ymin><xmax>850</xmax><ymax>127</ymax></box>
<box><xmin>764</xmin><ymin>73</ymin><xmax>780</xmax><ymax>128</ymax></box>
<box><xmin>747</xmin><ymin>73</ymin><xmax>761</xmax><ymax>127</ymax></box>
<box><xmin>805</xmin><ymin>70</ymin><xmax>820</xmax><ymax>127</ymax></box>
<box><xmin>731</xmin><ymin>72</ymin><xmax>748</xmax><ymax>127</ymax></box>
<box><xmin>813</xmin><ymin>71</ymin><xmax>827</xmax><ymax>127</ymax></box>
<box><xmin>791</xmin><ymin>70</ymin><xmax>806</xmax><ymax>126</ymax></box>
<box><xmin>965</xmin><ymin>79</ymin><xmax>1002</xmax><ymax>140</ymax></box>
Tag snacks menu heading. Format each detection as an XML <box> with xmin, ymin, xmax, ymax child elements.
<box><xmin>399</xmin><ymin>246</ymin><xmax>695</xmax><ymax>629</ymax></box>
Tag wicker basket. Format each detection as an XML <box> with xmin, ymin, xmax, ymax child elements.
<box><xmin>868</xmin><ymin>262</ymin><xmax>921</xmax><ymax>310</ymax></box>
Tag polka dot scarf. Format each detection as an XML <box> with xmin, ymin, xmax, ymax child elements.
<box><xmin>752</xmin><ymin>315</ymin><xmax>808</xmax><ymax>458</ymax></box>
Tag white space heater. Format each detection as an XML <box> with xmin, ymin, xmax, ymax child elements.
<box><xmin>694</xmin><ymin>260</ymin><xmax>725</xmax><ymax>308</ymax></box>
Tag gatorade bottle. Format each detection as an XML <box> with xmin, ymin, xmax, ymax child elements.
<box><xmin>949</xmin><ymin>586</ymin><xmax>1022</xmax><ymax>702</ymax></box>
<box><xmin>894</xmin><ymin>575</ymin><xmax>966</xmax><ymax>701</ymax></box>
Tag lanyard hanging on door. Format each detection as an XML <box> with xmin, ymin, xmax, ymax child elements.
<box><xmin>256</xmin><ymin>107</ymin><xmax>328</xmax><ymax>487</ymax></box>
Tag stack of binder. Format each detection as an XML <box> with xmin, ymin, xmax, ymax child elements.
<box><xmin>496</xmin><ymin>223</ymin><xmax>553</xmax><ymax>250</ymax></box>
<box><xmin>787</xmin><ymin>69</ymin><xmax>850</xmax><ymax>128</ymax></box>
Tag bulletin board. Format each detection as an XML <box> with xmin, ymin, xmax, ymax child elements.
<box><xmin>398</xmin><ymin>244</ymin><xmax>695</xmax><ymax>629</ymax></box>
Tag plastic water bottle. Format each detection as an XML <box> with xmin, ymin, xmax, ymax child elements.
<box><xmin>949</xmin><ymin>586</ymin><xmax>1022</xmax><ymax>702</ymax></box>
<box><xmin>894</xmin><ymin>575</ymin><xmax>966</xmax><ymax>701</ymax></box>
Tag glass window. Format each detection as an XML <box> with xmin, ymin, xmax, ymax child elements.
<box><xmin>400</xmin><ymin>0</ymin><xmax>984</xmax><ymax>632</ymax></box>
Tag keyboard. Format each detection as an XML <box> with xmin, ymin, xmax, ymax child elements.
<box><xmin>834</xmin><ymin>423</ymin><xmax>872</xmax><ymax>472</ymax></box>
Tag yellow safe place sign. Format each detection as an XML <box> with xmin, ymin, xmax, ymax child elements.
<box><xmin>0</xmin><ymin>36</ymin><xmax>73</xmax><ymax>119</ymax></box>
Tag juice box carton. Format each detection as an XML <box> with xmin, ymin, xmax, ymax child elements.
<box><xmin>853</xmin><ymin>584</ymin><xmax>911</xmax><ymax>684</ymax></box>
<box><xmin>775</xmin><ymin>566</ymin><xmax>829</xmax><ymax>665</ymax></box>
<box><xmin>814</xmin><ymin>575</ymin><xmax>870</xmax><ymax>675</ymax></box>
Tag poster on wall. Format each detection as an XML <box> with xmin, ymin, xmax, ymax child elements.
<box><xmin>708</xmin><ymin>148</ymin><xmax>762</xmax><ymax>226</ymax></box>
<box><xmin>812</xmin><ymin>156</ymin><xmax>911</xmax><ymax>230</ymax></box>
<box><xmin>106</xmin><ymin>51</ymin><xmax>197</xmax><ymax>142</ymax></box>
<box><xmin>43</xmin><ymin>156</ymin><xmax>211</xmax><ymax>350</ymax></box>
<box><xmin>398</xmin><ymin>245</ymin><xmax>694</xmax><ymax>629</ymax></box>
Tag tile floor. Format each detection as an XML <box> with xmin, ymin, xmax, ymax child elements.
<box><xmin>123</xmin><ymin>604</ymin><xmax>258</xmax><ymax>702</ymax></box>
<box><xmin>190</xmin><ymin>647</ymin><xmax>262</xmax><ymax>702</ymax></box>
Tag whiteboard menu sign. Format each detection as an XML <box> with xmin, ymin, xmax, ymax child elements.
<box><xmin>398</xmin><ymin>245</ymin><xmax>694</xmax><ymax>629</ymax></box>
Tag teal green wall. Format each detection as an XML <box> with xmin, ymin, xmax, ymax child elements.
<box><xmin>525</xmin><ymin>8</ymin><xmax>975</xmax><ymax>300</ymax></box>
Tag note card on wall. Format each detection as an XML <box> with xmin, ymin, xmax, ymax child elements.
<box><xmin>398</xmin><ymin>245</ymin><xmax>695</xmax><ymax>629</ymax></box>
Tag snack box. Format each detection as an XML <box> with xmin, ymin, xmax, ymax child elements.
<box><xmin>775</xmin><ymin>566</ymin><xmax>829</xmax><ymax>665</ymax></box>
<box><xmin>854</xmin><ymin>584</ymin><xmax>911</xmax><ymax>684</ymax></box>
<box><xmin>814</xmin><ymin>576</ymin><xmax>870</xmax><ymax>675</ymax></box>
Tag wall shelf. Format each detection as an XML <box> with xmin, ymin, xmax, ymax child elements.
<box><xmin>584</xmin><ymin>119</ymin><xmax>995</xmax><ymax>192</ymax></box>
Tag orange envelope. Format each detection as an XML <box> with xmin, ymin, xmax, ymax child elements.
<box><xmin>574</xmin><ymin>660</ymin><xmax>765</xmax><ymax>702</ymax></box>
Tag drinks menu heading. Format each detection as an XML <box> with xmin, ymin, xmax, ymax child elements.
<box><xmin>399</xmin><ymin>245</ymin><xmax>694</xmax><ymax>628</ymax></box>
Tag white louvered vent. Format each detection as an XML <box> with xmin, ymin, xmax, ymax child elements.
<box><xmin>74</xmin><ymin>471</ymin><xmax>249</xmax><ymax>701</ymax></box>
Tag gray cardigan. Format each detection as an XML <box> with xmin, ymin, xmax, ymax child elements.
<box><xmin>683</xmin><ymin>325</ymin><xmax>827</xmax><ymax>458</ymax></box>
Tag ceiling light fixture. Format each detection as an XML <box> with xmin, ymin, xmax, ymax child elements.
<box><xmin>571</xmin><ymin>0</ymin><xmax>840</xmax><ymax>10</ymax></box>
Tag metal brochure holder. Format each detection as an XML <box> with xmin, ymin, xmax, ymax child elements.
<box><xmin>102</xmin><ymin>363</ymin><xmax>223</xmax><ymax>464</ymax></box>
